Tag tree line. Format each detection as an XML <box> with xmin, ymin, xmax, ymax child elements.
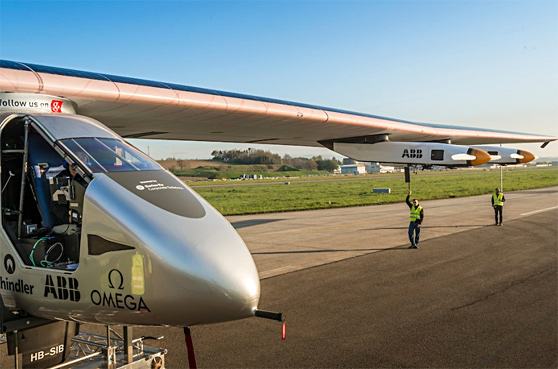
<box><xmin>210</xmin><ymin>149</ymin><xmax>340</xmax><ymax>172</ymax></box>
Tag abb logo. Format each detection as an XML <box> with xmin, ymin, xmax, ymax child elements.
<box><xmin>44</xmin><ymin>275</ymin><xmax>81</xmax><ymax>302</ymax></box>
<box><xmin>50</xmin><ymin>100</ymin><xmax>63</xmax><ymax>113</ymax></box>
<box><xmin>402</xmin><ymin>149</ymin><xmax>423</xmax><ymax>159</ymax></box>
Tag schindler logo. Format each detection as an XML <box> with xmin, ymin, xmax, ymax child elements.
<box><xmin>44</xmin><ymin>275</ymin><xmax>81</xmax><ymax>302</ymax></box>
<box><xmin>402</xmin><ymin>149</ymin><xmax>423</xmax><ymax>159</ymax></box>
<box><xmin>0</xmin><ymin>277</ymin><xmax>34</xmax><ymax>294</ymax></box>
<box><xmin>4</xmin><ymin>254</ymin><xmax>15</xmax><ymax>274</ymax></box>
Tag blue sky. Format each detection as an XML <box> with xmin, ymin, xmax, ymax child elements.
<box><xmin>1</xmin><ymin>0</ymin><xmax>556</xmax><ymax>159</ymax></box>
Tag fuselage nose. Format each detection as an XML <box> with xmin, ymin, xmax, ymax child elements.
<box><xmin>159</xmin><ymin>211</ymin><xmax>261</xmax><ymax>324</ymax></box>
<box><xmin>83</xmin><ymin>172</ymin><xmax>260</xmax><ymax>326</ymax></box>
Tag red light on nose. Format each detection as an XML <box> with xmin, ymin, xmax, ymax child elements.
<box><xmin>281</xmin><ymin>321</ymin><xmax>286</xmax><ymax>341</ymax></box>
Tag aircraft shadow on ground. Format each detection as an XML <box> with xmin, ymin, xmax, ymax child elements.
<box><xmin>251</xmin><ymin>246</ymin><xmax>408</xmax><ymax>255</ymax></box>
<box><xmin>231</xmin><ymin>219</ymin><xmax>285</xmax><ymax>229</ymax></box>
<box><xmin>363</xmin><ymin>224</ymin><xmax>488</xmax><ymax>230</ymax></box>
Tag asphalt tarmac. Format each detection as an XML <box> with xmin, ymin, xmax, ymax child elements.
<box><xmin>232</xmin><ymin>186</ymin><xmax>558</xmax><ymax>279</ymax></box>
<box><xmin>1</xmin><ymin>188</ymin><xmax>556</xmax><ymax>368</ymax></box>
<box><xmin>132</xmin><ymin>190</ymin><xmax>557</xmax><ymax>368</ymax></box>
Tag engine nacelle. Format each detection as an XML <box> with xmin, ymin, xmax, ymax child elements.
<box><xmin>332</xmin><ymin>141</ymin><xmax>491</xmax><ymax>166</ymax></box>
<box><xmin>473</xmin><ymin>146</ymin><xmax>535</xmax><ymax>165</ymax></box>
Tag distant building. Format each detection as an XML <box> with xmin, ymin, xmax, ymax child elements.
<box><xmin>240</xmin><ymin>174</ymin><xmax>263</xmax><ymax>179</ymax></box>
<box><xmin>340</xmin><ymin>160</ymin><xmax>396</xmax><ymax>174</ymax></box>
<box><xmin>365</xmin><ymin>162</ymin><xmax>396</xmax><ymax>173</ymax></box>
<box><xmin>488</xmin><ymin>164</ymin><xmax>528</xmax><ymax>169</ymax></box>
<box><xmin>341</xmin><ymin>163</ymin><xmax>366</xmax><ymax>175</ymax></box>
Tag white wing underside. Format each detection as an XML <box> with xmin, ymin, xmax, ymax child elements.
<box><xmin>0</xmin><ymin>61</ymin><xmax>555</xmax><ymax>147</ymax></box>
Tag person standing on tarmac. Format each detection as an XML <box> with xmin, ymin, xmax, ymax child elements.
<box><xmin>406</xmin><ymin>191</ymin><xmax>424</xmax><ymax>249</ymax></box>
<box><xmin>491</xmin><ymin>188</ymin><xmax>506</xmax><ymax>226</ymax></box>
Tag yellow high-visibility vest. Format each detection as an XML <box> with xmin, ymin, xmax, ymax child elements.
<box><xmin>410</xmin><ymin>205</ymin><xmax>422</xmax><ymax>221</ymax></box>
<box><xmin>493</xmin><ymin>192</ymin><xmax>504</xmax><ymax>206</ymax></box>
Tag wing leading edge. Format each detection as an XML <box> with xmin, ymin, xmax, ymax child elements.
<box><xmin>0</xmin><ymin>60</ymin><xmax>555</xmax><ymax>147</ymax></box>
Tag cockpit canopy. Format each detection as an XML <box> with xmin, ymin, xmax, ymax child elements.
<box><xmin>30</xmin><ymin>114</ymin><xmax>161</xmax><ymax>174</ymax></box>
<box><xmin>0</xmin><ymin>113</ymin><xmax>164</xmax><ymax>273</ymax></box>
<box><xmin>61</xmin><ymin>137</ymin><xmax>160</xmax><ymax>173</ymax></box>
<box><xmin>30</xmin><ymin>114</ymin><xmax>117</xmax><ymax>140</ymax></box>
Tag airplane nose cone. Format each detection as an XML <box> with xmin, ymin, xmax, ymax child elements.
<box><xmin>468</xmin><ymin>148</ymin><xmax>491</xmax><ymax>166</ymax></box>
<box><xmin>83</xmin><ymin>173</ymin><xmax>260</xmax><ymax>326</ymax></box>
<box><xmin>156</xmin><ymin>214</ymin><xmax>261</xmax><ymax>325</ymax></box>
<box><xmin>149</xmin><ymin>209</ymin><xmax>260</xmax><ymax>325</ymax></box>
<box><xmin>196</xmin><ymin>232</ymin><xmax>261</xmax><ymax>320</ymax></box>
<box><xmin>518</xmin><ymin>150</ymin><xmax>535</xmax><ymax>164</ymax></box>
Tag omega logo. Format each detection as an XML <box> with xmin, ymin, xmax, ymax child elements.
<box><xmin>91</xmin><ymin>269</ymin><xmax>150</xmax><ymax>312</ymax></box>
<box><xmin>108</xmin><ymin>269</ymin><xmax>124</xmax><ymax>290</ymax></box>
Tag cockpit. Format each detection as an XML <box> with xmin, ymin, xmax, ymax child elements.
<box><xmin>60</xmin><ymin>137</ymin><xmax>160</xmax><ymax>173</ymax></box>
<box><xmin>0</xmin><ymin>114</ymin><xmax>161</xmax><ymax>271</ymax></box>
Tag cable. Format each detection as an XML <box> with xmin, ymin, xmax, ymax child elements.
<box><xmin>29</xmin><ymin>237</ymin><xmax>64</xmax><ymax>268</ymax></box>
<box><xmin>40</xmin><ymin>242</ymin><xmax>64</xmax><ymax>268</ymax></box>
<box><xmin>30</xmin><ymin>236</ymin><xmax>50</xmax><ymax>267</ymax></box>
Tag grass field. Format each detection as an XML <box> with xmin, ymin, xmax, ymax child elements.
<box><xmin>159</xmin><ymin>160</ymin><xmax>331</xmax><ymax>179</ymax></box>
<box><xmin>185</xmin><ymin>167</ymin><xmax>558</xmax><ymax>215</ymax></box>
<box><xmin>174</xmin><ymin>166</ymin><xmax>329</xmax><ymax>180</ymax></box>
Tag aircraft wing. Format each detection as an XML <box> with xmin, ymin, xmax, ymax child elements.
<box><xmin>0</xmin><ymin>60</ymin><xmax>556</xmax><ymax>147</ymax></box>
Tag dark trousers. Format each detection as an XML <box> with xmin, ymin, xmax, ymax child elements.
<box><xmin>408</xmin><ymin>221</ymin><xmax>421</xmax><ymax>246</ymax></box>
<box><xmin>494</xmin><ymin>206</ymin><xmax>503</xmax><ymax>224</ymax></box>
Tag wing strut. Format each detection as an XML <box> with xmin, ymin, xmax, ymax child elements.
<box><xmin>404</xmin><ymin>166</ymin><xmax>412</xmax><ymax>192</ymax></box>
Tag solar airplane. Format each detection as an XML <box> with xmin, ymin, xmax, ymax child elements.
<box><xmin>0</xmin><ymin>60</ymin><xmax>555</xmax><ymax>368</ymax></box>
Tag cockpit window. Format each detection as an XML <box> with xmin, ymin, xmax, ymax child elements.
<box><xmin>60</xmin><ymin>138</ymin><xmax>160</xmax><ymax>173</ymax></box>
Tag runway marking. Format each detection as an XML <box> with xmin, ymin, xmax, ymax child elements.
<box><xmin>520</xmin><ymin>206</ymin><xmax>558</xmax><ymax>217</ymax></box>
<box><xmin>259</xmin><ymin>265</ymin><xmax>295</xmax><ymax>279</ymax></box>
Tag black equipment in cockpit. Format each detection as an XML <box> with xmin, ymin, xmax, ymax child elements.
<box><xmin>51</xmin><ymin>174</ymin><xmax>71</xmax><ymax>204</ymax></box>
<box><xmin>1</xmin><ymin>118</ymin><xmax>86</xmax><ymax>270</ymax></box>
<box><xmin>45</xmin><ymin>165</ymin><xmax>83</xmax><ymax>226</ymax></box>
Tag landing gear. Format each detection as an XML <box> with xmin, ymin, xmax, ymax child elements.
<box><xmin>2</xmin><ymin>316</ymin><xmax>166</xmax><ymax>369</ymax></box>
<box><xmin>66</xmin><ymin>325</ymin><xmax>166</xmax><ymax>369</ymax></box>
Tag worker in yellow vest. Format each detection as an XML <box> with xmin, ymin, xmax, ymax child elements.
<box><xmin>491</xmin><ymin>188</ymin><xmax>506</xmax><ymax>226</ymax></box>
<box><xmin>406</xmin><ymin>191</ymin><xmax>424</xmax><ymax>249</ymax></box>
